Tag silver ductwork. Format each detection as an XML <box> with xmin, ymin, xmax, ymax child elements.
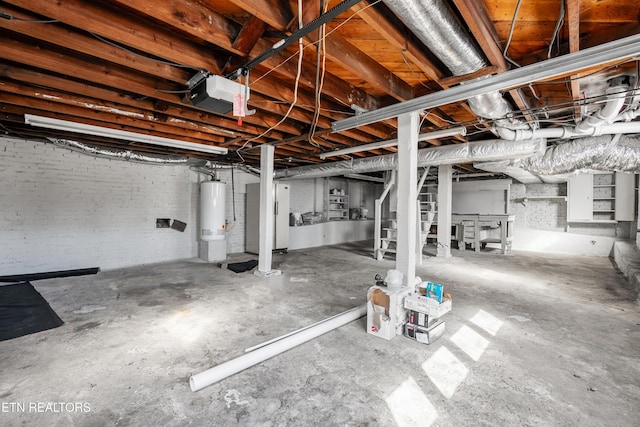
<box><xmin>384</xmin><ymin>0</ymin><xmax>514</xmax><ymax>121</ymax></box>
<box><xmin>274</xmin><ymin>139</ymin><xmax>545</xmax><ymax>179</ymax></box>
<box><xmin>476</xmin><ymin>134</ymin><xmax>640</xmax><ymax>176</ymax></box>
<box><xmin>48</xmin><ymin>138</ymin><xmax>193</xmax><ymax>165</ymax></box>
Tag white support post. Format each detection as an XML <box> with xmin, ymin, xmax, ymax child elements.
<box><xmin>416</xmin><ymin>199</ymin><xmax>423</xmax><ymax>266</ymax></box>
<box><xmin>437</xmin><ymin>165</ymin><xmax>453</xmax><ymax>258</ymax></box>
<box><xmin>396</xmin><ymin>112</ymin><xmax>419</xmax><ymax>287</ymax></box>
<box><xmin>256</xmin><ymin>144</ymin><xmax>280</xmax><ymax>276</ymax></box>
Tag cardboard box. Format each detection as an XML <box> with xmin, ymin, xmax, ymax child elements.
<box><xmin>366</xmin><ymin>285</ymin><xmax>412</xmax><ymax>340</ymax></box>
<box><xmin>404</xmin><ymin>292</ymin><xmax>452</xmax><ymax>317</ymax></box>
<box><xmin>408</xmin><ymin>310</ymin><xmax>433</xmax><ymax>327</ymax></box>
<box><xmin>404</xmin><ymin>319</ymin><xmax>446</xmax><ymax>345</ymax></box>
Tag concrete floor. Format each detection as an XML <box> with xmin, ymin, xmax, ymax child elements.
<box><xmin>1</xmin><ymin>241</ymin><xmax>639</xmax><ymax>426</ymax></box>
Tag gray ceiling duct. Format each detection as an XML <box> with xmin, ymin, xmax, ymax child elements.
<box><xmin>48</xmin><ymin>138</ymin><xmax>194</xmax><ymax>165</ymax></box>
<box><xmin>274</xmin><ymin>138</ymin><xmax>545</xmax><ymax>179</ymax></box>
<box><xmin>476</xmin><ymin>134</ymin><xmax>640</xmax><ymax>176</ymax></box>
<box><xmin>383</xmin><ymin>0</ymin><xmax>513</xmax><ymax>120</ymax></box>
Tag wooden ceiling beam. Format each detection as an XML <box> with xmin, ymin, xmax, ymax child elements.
<box><xmin>250</xmin><ymin>42</ymin><xmax>379</xmax><ymax>111</ymax></box>
<box><xmin>3</xmin><ymin>0</ymin><xmax>221</xmax><ymax>74</ymax></box>
<box><xmin>0</xmin><ymin>64</ymin><xmax>283</xmax><ymax>142</ymax></box>
<box><xmin>566</xmin><ymin>0</ymin><xmax>582</xmax><ymax>120</ymax></box>
<box><xmin>350</xmin><ymin>1</ymin><xmax>445</xmax><ymax>82</ymax></box>
<box><xmin>452</xmin><ymin>0</ymin><xmax>535</xmax><ymax>125</ymax></box>
<box><xmin>521</xmin><ymin>22</ymin><xmax>640</xmax><ymax>66</ymax></box>
<box><xmin>110</xmin><ymin>0</ymin><xmax>243</xmax><ymax>56</ymax></box>
<box><xmin>0</xmin><ymin>4</ymin><xmax>189</xmax><ymax>84</ymax></box>
<box><xmin>0</xmin><ymin>38</ymin><xmax>304</xmax><ymax>137</ymax></box>
<box><xmin>0</xmin><ymin>95</ymin><xmax>228</xmax><ymax>146</ymax></box>
<box><xmin>228</xmin><ymin>0</ymin><xmax>414</xmax><ymax>101</ymax></box>
<box><xmin>0</xmin><ymin>79</ymin><xmax>232</xmax><ymax>141</ymax></box>
<box><xmin>232</xmin><ymin>15</ymin><xmax>267</xmax><ymax>55</ymax></box>
<box><xmin>108</xmin><ymin>0</ymin><xmax>386</xmax><ymax>142</ymax></box>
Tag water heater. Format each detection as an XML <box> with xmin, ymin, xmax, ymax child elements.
<box><xmin>200</xmin><ymin>181</ymin><xmax>225</xmax><ymax>241</ymax></box>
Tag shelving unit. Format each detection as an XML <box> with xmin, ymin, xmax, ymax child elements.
<box><xmin>567</xmin><ymin>172</ymin><xmax>635</xmax><ymax>223</ymax></box>
<box><xmin>592</xmin><ymin>174</ymin><xmax>616</xmax><ymax>221</ymax></box>
<box><xmin>328</xmin><ymin>190</ymin><xmax>349</xmax><ymax>221</ymax></box>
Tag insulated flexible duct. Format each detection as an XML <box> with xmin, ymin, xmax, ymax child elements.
<box><xmin>49</xmin><ymin>138</ymin><xmax>191</xmax><ymax>165</ymax></box>
<box><xmin>477</xmin><ymin>135</ymin><xmax>640</xmax><ymax>175</ymax></box>
<box><xmin>274</xmin><ymin>139</ymin><xmax>545</xmax><ymax>179</ymax></box>
<box><xmin>383</xmin><ymin>0</ymin><xmax>513</xmax><ymax>120</ymax></box>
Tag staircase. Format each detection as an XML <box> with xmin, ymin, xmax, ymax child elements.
<box><xmin>374</xmin><ymin>170</ymin><xmax>437</xmax><ymax>260</ymax></box>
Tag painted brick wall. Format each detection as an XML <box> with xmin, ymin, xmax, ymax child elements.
<box><xmin>0</xmin><ymin>137</ymin><xmax>200</xmax><ymax>275</ymax></box>
<box><xmin>288</xmin><ymin>178</ymin><xmax>321</xmax><ymax>215</ymax></box>
<box><xmin>520</xmin><ymin>183</ymin><xmax>567</xmax><ymax>231</ymax></box>
<box><xmin>510</xmin><ymin>182</ymin><xmax>623</xmax><ymax>237</ymax></box>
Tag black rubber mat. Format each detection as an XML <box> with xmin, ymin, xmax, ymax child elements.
<box><xmin>227</xmin><ymin>259</ymin><xmax>258</xmax><ymax>273</ymax></box>
<box><xmin>0</xmin><ymin>282</ymin><xmax>64</xmax><ymax>341</ymax></box>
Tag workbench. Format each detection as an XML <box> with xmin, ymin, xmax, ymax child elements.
<box><xmin>451</xmin><ymin>214</ymin><xmax>515</xmax><ymax>254</ymax></box>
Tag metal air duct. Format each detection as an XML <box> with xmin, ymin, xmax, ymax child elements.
<box><xmin>274</xmin><ymin>138</ymin><xmax>545</xmax><ymax>179</ymax></box>
<box><xmin>476</xmin><ymin>134</ymin><xmax>640</xmax><ymax>176</ymax></box>
<box><xmin>383</xmin><ymin>0</ymin><xmax>513</xmax><ymax>120</ymax></box>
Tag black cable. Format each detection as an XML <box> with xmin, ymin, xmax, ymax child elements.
<box><xmin>226</xmin><ymin>0</ymin><xmax>365</xmax><ymax>79</ymax></box>
<box><xmin>155</xmin><ymin>89</ymin><xmax>191</xmax><ymax>94</ymax></box>
<box><xmin>0</xmin><ymin>11</ymin><xmax>58</xmax><ymax>23</ymax></box>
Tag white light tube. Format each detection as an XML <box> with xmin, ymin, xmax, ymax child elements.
<box><xmin>320</xmin><ymin>126</ymin><xmax>466</xmax><ymax>159</ymax></box>
<box><xmin>24</xmin><ymin>114</ymin><xmax>228</xmax><ymax>155</ymax></box>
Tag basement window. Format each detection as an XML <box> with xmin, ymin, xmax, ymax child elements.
<box><xmin>156</xmin><ymin>218</ymin><xmax>171</xmax><ymax>228</ymax></box>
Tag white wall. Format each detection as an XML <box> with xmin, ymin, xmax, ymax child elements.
<box><xmin>285</xmin><ymin>177</ymin><xmax>381</xmax><ymax>219</ymax></box>
<box><xmin>506</xmin><ymin>181</ymin><xmax>632</xmax><ymax>256</ymax></box>
<box><xmin>452</xmin><ymin>179</ymin><xmax>510</xmax><ymax>214</ymax></box>
<box><xmin>214</xmin><ymin>168</ymin><xmax>259</xmax><ymax>254</ymax></box>
<box><xmin>0</xmin><ymin>137</ymin><xmax>202</xmax><ymax>275</ymax></box>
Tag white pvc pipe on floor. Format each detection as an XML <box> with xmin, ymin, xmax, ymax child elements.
<box><xmin>189</xmin><ymin>304</ymin><xmax>367</xmax><ymax>392</ymax></box>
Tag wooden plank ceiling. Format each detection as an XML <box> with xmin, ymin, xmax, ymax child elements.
<box><xmin>0</xmin><ymin>0</ymin><xmax>638</xmax><ymax>169</ymax></box>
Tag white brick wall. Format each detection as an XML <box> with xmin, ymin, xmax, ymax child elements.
<box><xmin>510</xmin><ymin>182</ymin><xmax>624</xmax><ymax>237</ymax></box>
<box><xmin>510</xmin><ymin>183</ymin><xmax>567</xmax><ymax>231</ymax></box>
<box><xmin>0</xmin><ymin>137</ymin><xmax>201</xmax><ymax>275</ymax></box>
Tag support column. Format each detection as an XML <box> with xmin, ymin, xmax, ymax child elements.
<box><xmin>396</xmin><ymin>112</ymin><xmax>419</xmax><ymax>287</ymax></box>
<box><xmin>437</xmin><ymin>165</ymin><xmax>453</xmax><ymax>258</ymax></box>
<box><xmin>256</xmin><ymin>144</ymin><xmax>280</xmax><ymax>276</ymax></box>
<box><xmin>636</xmin><ymin>185</ymin><xmax>640</xmax><ymax>250</ymax></box>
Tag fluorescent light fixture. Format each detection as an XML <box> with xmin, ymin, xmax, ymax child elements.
<box><xmin>24</xmin><ymin>114</ymin><xmax>228</xmax><ymax>155</ymax></box>
<box><xmin>332</xmin><ymin>33</ymin><xmax>640</xmax><ymax>132</ymax></box>
<box><xmin>320</xmin><ymin>126</ymin><xmax>466</xmax><ymax>159</ymax></box>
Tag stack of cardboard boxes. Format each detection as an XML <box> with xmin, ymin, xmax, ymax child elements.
<box><xmin>403</xmin><ymin>283</ymin><xmax>451</xmax><ymax>344</ymax></box>
<box><xmin>367</xmin><ymin>280</ymin><xmax>452</xmax><ymax>344</ymax></box>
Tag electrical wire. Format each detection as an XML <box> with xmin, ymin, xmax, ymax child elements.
<box><xmin>309</xmin><ymin>0</ymin><xmax>329</xmax><ymax>148</ymax></box>
<box><xmin>155</xmin><ymin>89</ymin><xmax>191</xmax><ymax>94</ymax></box>
<box><xmin>400</xmin><ymin>49</ymin><xmax>434</xmax><ymax>91</ymax></box>
<box><xmin>547</xmin><ymin>0</ymin><xmax>565</xmax><ymax>59</ymax></box>
<box><xmin>503</xmin><ymin>0</ymin><xmax>524</xmax><ymax>68</ymax></box>
<box><xmin>252</xmin><ymin>0</ymin><xmax>382</xmax><ymax>85</ymax></box>
<box><xmin>237</xmin><ymin>0</ymin><xmax>306</xmax><ymax>151</ymax></box>
<box><xmin>0</xmin><ymin>11</ymin><xmax>58</xmax><ymax>23</ymax></box>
